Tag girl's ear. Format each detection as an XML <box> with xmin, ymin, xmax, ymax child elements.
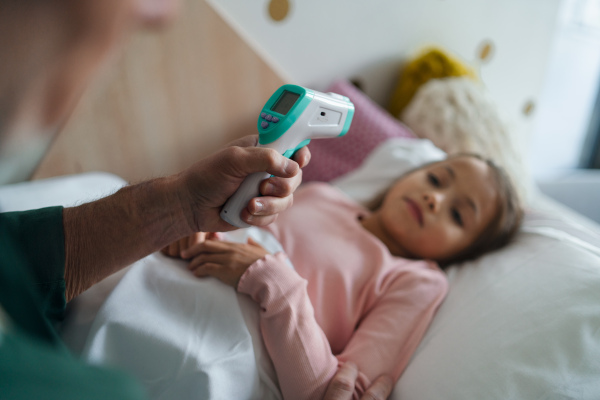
<box><xmin>134</xmin><ymin>0</ymin><xmax>180</xmax><ymax>28</ymax></box>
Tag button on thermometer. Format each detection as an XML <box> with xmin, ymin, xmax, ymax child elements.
<box><xmin>220</xmin><ymin>84</ymin><xmax>355</xmax><ymax>228</ymax></box>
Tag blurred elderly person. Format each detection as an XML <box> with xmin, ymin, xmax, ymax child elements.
<box><xmin>0</xmin><ymin>1</ymin><xmax>392</xmax><ymax>399</ymax></box>
<box><xmin>0</xmin><ymin>1</ymin><xmax>307</xmax><ymax>398</ymax></box>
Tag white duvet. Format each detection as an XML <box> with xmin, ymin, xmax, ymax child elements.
<box><xmin>60</xmin><ymin>228</ymin><xmax>285</xmax><ymax>400</ymax></box>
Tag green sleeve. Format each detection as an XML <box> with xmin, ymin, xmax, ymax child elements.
<box><xmin>0</xmin><ymin>328</ymin><xmax>147</xmax><ymax>400</ymax></box>
<box><xmin>0</xmin><ymin>207</ymin><xmax>148</xmax><ymax>399</ymax></box>
<box><xmin>0</xmin><ymin>207</ymin><xmax>66</xmax><ymax>338</ymax></box>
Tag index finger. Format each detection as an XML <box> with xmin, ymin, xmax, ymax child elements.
<box><xmin>226</xmin><ymin>135</ymin><xmax>258</xmax><ymax>148</ymax></box>
<box><xmin>323</xmin><ymin>362</ymin><xmax>358</xmax><ymax>400</ymax></box>
<box><xmin>224</xmin><ymin>145</ymin><xmax>300</xmax><ymax>181</ymax></box>
<box><xmin>181</xmin><ymin>239</ymin><xmax>232</xmax><ymax>259</ymax></box>
<box><xmin>185</xmin><ymin>232</ymin><xmax>206</xmax><ymax>253</ymax></box>
<box><xmin>227</xmin><ymin>134</ymin><xmax>308</xmax><ymax>176</ymax></box>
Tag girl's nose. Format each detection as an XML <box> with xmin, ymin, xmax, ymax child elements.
<box><xmin>423</xmin><ymin>192</ymin><xmax>443</xmax><ymax>213</ymax></box>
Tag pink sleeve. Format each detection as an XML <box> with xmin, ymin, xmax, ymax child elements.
<box><xmin>238</xmin><ymin>256</ymin><xmax>448</xmax><ymax>400</ymax></box>
<box><xmin>238</xmin><ymin>253</ymin><xmax>338</xmax><ymax>400</ymax></box>
<box><xmin>337</xmin><ymin>263</ymin><xmax>448</xmax><ymax>388</ymax></box>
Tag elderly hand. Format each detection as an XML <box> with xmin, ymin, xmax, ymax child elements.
<box><xmin>323</xmin><ymin>363</ymin><xmax>394</xmax><ymax>400</ymax></box>
<box><xmin>176</xmin><ymin>135</ymin><xmax>310</xmax><ymax>233</ymax></box>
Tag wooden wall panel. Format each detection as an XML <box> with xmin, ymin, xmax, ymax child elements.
<box><xmin>33</xmin><ymin>0</ymin><xmax>284</xmax><ymax>183</ymax></box>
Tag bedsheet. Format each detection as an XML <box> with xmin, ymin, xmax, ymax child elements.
<box><xmin>60</xmin><ymin>227</ymin><xmax>285</xmax><ymax>400</ymax></box>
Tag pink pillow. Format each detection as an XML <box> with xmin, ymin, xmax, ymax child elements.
<box><xmin>302</xmin><ymin>80</ymin><xmax>416</xmax><ymax>182</ymax></box>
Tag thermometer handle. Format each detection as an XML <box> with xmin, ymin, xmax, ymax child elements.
<box><xmin>220</xmin><ymin>171</ymin><xmax>271</xmax><ymax>228</ymax></box>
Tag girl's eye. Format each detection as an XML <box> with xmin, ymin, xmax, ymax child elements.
<box><xmin>428</xmin><ymin>173</ymin><xmax>440</xmax><ymax>187</ymax></box>
<box><xmin>451</xmin><ymin>208</ymin><xmax>463</xmax><ymax>227</ymax></box>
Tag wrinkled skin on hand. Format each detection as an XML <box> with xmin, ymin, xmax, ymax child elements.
<box><xmin>175</xmin><ymin>135</ymin><xmax>310</xmax><ymax>233</ymax></box>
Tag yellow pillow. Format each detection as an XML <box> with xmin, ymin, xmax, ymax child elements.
<box><xmin>388</xmin><ymin>47</ymin><xmax>477</xmax><ymax>118</ymax></box>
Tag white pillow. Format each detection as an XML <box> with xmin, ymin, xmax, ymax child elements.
<box><xmin>332</xmin><ymin>139</ymin><xmax>600</xmax><ymax>399</ymax></box>
<box><xmin>396</xmin><ymin>232</ymin><xmax>600</xmax><ymax>399</ymax></box>
<box><xmin>331</xmin><ymin>137</ymin><xmax>446</xmax><ymax>206</ymax></box>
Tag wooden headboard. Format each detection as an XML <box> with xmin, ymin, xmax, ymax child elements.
<box><xmin>33</xmin><ymin>0</ymin><xmax>283</xmax><ymax>183</ymax></box>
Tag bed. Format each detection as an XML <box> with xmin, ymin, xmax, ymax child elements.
<box><xmin>1</xmin><ymin>80</ymin><xmax>600</xmax><ymax>399</ymax></box>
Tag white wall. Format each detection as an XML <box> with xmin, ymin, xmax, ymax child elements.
<box><xmin>207</xmin><ymin>0</ymin><xmax>561</xmax><ymax>153</ymax></box>
<box><xmin>528</xmin><ymin>0</ymin><xmax>600</xmax><ymax>179</ymax></box>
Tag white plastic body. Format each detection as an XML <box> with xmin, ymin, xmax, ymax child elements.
<box><xmin>220</xmin><ymin>90</ymin><xmax>353</xmax><ymax>228</ymax></box>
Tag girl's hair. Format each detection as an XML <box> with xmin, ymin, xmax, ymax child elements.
<box><xmin>367</xmin><ymin>153</ymin><xmax>524</xmax><ymax>268</ymax></box>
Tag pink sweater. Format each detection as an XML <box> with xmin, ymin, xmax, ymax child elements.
<box><xmin>237</xmin><ymin>183</ymin><xmax>448</xmax><ymax>400</ymax></box>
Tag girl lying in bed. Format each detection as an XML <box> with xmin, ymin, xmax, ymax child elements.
<box><xmin>164</xmin><ymin>153</ymin><xmax>523</xmax><ymax>400</ymax></box>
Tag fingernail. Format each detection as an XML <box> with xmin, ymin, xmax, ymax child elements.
<box><xmin>263</xmin><ymin>183</ymin><xmax>274</xmax><ymax>196</ymax></box>
<box><xmin>284</xmin><ymin>159</ymin><xmax>298</xmax><ymax>175</ymax></box>
<box><xmin>254</xmin><ymin>200</ymin><xmax>264</xmax><ymax>214</ymax></box>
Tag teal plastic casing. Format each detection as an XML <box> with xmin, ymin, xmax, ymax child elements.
<box><xmin>257</xmin><ymin>85</ymin><xmax>353</xmax><ymax>156</ymax></box>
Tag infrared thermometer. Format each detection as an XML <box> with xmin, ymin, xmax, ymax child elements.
<box><xmin>220</xmin><ymin>84</ymin><xmax>355</xmax><ymax>228</ymax></box>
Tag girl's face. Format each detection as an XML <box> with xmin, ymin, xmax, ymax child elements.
<box><xmin>363</xmin><ymin>156</ymin><xmax>499</xmax><ymax>261</ymax></box>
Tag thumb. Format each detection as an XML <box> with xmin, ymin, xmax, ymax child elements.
<box><xmin>206</xmin><ymin>232</ymin><xmax>223</xmax><ymax>241</ymax></box>
<box><xmin>247</xmin><ymin>237</ymin><xmax>265</xmax><ymax>250</ymax></box>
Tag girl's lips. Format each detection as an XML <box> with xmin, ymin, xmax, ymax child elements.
<box><xmin>403</xmin><ymin>197</ymin><xmax>423</xmax><ymax>226</ymax></box>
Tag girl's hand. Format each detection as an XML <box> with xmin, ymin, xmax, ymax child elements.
<box><xmin>185</xmin><ymin>238</ymin><xmax>269</xmax><ymax>289</ymax></box>
<box><xmin>160</xmin><ymin>232</ymin><xmax>219</xmax><ymax>259</ymax></box>
<box><xmin>324</xmin><ymin>363</ymin><xmax>394</xmax><ymax>400</ymax></box>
